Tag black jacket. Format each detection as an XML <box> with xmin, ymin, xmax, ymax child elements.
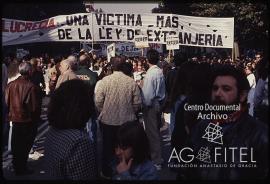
<box><xmin>182</xmin><ymin>112</ymin><xmax>268</xmax><ymax>180</ymax></box>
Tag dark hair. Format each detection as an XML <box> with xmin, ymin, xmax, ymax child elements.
<box><xmin>98</xmin><ymin>63</ymin><xmax>113</xmax><ymax>80</ymax></box>
<box><xmin>110</xmin><ymin>56</ymin><xmax>125</xmax><ymax>71</ymax></box>
<box><xmin>54</xmin><ymin>55</ymin><xmax>62</xmax><ymax>64</ymax></box>
<box><xmin>212</xmin><ymin>64</ymin><xmax>250</xmax><ymax>95</ymax></box>
<box><xmin>79</xmin><ymin>54</ymin><xmax>90</xmax><ymax>66</ymax></box>
<box><xmin>48</xmin><ymin>79</ymin><xmax>95</xmax><ymax>130</ymax></box>
<box><xmin>189</xmin><ymin>62</ymin><xmax>213</xmax><ymax>105</ymax></box>
<box><xmin>146</xmin><ymin>49</ymin><xmax>159</xmax><ymax>65</ymax></box>
<box><xmin>119</xmin><ymin>62</ymin><xmax>133</xmax><ymax>77</ymax></box>
<box><xmin>256</xmin><ymin>58</ymin><xmax>268</xmax><ymax>80</ymax></box>
<box><xmin>18</xmin><ymin>61</ymin><xmax>32</xmax><ymax>76</ymax></box>
<box><xmin>116</xmin><ymin>121</ymin><xmax>151</xmax><ymax>165</ymax></box>
<box><xmin>173</xmin><ymin>52</ymin><xmax>188</xmax><ymax>67</ymax></box>
<box><xmin>169</xmin><ymin>62</ymin><xmax>195</xmax><ymax>108</ymax></box>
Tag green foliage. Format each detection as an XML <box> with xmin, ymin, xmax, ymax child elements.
<box><xmin>152</xmin><ymin>2</ymin><xmax>268</xmax><ymax>50</ymax></box>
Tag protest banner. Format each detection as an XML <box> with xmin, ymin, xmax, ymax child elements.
<box><xmin>166</xmin><ymin>36</ymin><xmax>179</xmax><ymax>50</ymax></box>
<box><xmin>16</xmin><ymin>48</ymin><xmax>29</xmax><ymax>59</ymax></box>
<box><xmin>107</xmin><ymin>43</ymin><xmax>115</xmax><ymax>62</ymax></box>
<box><xmin>2</xmin><ymin>13</ymin><xmax>234</xmax><ymax>48</ymax></box>
<box><xmin>99</xmin><ymin>42</ymin><xmax>163</xmax><ymax>57</ymax></box>
<box><xmin>134</xmin><ymin>34</ymin><xmax>149</xmax><ymax>48</ymax></box>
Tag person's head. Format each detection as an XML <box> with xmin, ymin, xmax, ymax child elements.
<box><xmin>173</xmin><ymin>52</ymin><xmax>188</xmax><ymax>67</ymax></box>
<box><xmin>188</xmin><ymin>63</ymin><xmax>213</xmax><ymax>105</ymax></box>
<box><xmin>59</xmin><ymin>59</ymin><xmax>72</xmax><ymax>74</ymax></box>
<box><xmin>79</xmin><ymin>54</ymin><xmax>90</xmax><ymax>67</ymax></box>
<box><xmin>115</xmin><ymin>121</ymin><xmax>150</xmax><ymax>165</ymax></box>
<box><xmin>250</xmin><ymin>61</ymin><xmax>256</xmax><ymax>69</ymax></box>
<box><xmin>110</xmin><ymin>56</ymin><xmax>125</xmax><ymax>71</ymax></box>
<box><xmin>211</xmin><ymin>64</ymin><xmax>250</xmax><ymax>106</ymax></box>
<box><xmin>256</xmin><ymin>58</ymin><xmax>268</xmax><ymax>80</ymax></box>
<box><xmin>54</xmin><ymin>55</ymin><xmax>62</xmax><ymax>64</ymax></box>
<box><xmin>119</xmin><ymin>62</ymin><xmax>133</xmax><ymax>77</ymax></box>
<box><xmin>50</xmin><ymin>58</ymin><xmax>55</xmax><ymax>65</ymax></box>
<box><xmin>48</xmin><ymin>79</ymin><xmax>94</xmax><ymax>130</ymax></box>
<box><xmin>255</xmin><ymin>53</ymin><xmax>262</xmax><ymax>61</ymax></box>
<box><xmin>137</xmin><ymin>65</ymin><xmax>142</xmax><ymax>72</ymax></box>
<box><xmin>29</xmin><ymin>58</ymin><xmax>38</xmax><ymax>71</ymax></box>
<box><xmin>146</xmin><ymin>49</ymin><xmax>159</xmax><ymax>65</ymax></box>
<box><xmin>47</xmin><ymin>62</ymin><xmax>53</xmax><ymax>69</ymax></box>
<box><xmin>67</xmin><ymin>55</ymin><xmax>78</xmax><ymax>71</ymax></box>
<box><xmin>170</xmin><ymin>62</ymin><xmax>195</xmax><ymax>102</ymax></box>
<box><xmin>132</xmin><ymin>62</ymin><xmax>137</xmax><ymax>70</ymax></box>
<box><xmin>18</xmin><ymin>61</ymin><xmax>33</xmax><ymax>76</ymax></box>
<box><xmin>244</xmin><ymin>65</ymin><xmax>253</xmax><ymax>75</ymax></box>
<box><xmin>79</xmin><ymin>49</ymin><xmax>87</xmax><ymax>56</ymax></box>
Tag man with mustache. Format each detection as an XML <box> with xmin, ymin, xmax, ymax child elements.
<box><xmin>180</xmin><ymin>64</ymin><xmax>268</xmax><ymax>180</ymax></box>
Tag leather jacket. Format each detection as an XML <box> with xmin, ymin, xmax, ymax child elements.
<box><xmin>181</xmin><ymin>112</ymin><xmax>268</xmax><ymax>180</ymax></box>
<box><xmin>5</xmin><ymin>76</ymin><xmax>41</xmax><ymax>123</ymax></box>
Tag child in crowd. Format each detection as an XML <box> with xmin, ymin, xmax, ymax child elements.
<box><xmin>112</xmin><ymin>121</ymin><xmax>158</xmax><ymax>180</ymax></box>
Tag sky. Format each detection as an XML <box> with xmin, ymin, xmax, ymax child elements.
<box><xmin>92</xmin><ymin>2</ymin><xmax>159</xmax><ymax>13</ymax></box>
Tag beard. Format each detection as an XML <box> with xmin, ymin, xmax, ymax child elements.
<box><xmin>211</xmin><ymin>95</ymin><xmax>241</xmax><ymax>114</ymax></box>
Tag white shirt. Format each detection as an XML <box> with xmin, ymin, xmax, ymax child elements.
<box><xmin>142</xmin><ymin>65</ymin><xmax>165</xmax><ymax>106</ymax></box>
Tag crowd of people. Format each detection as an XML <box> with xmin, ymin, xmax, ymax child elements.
<box><xmin>2</xmin><ymin>48</ymin><xmax>268</xmax><ymax>180</ymax></box>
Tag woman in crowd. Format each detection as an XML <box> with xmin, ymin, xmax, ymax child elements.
<box><xmin>45</xmin><ymin>79</ymin><xmax>97</xmax><ymax>180</ymax></box>
<box><xmin>245</xmin><ymin>64</ymin><xmax>256</xmax><ymax>116</ymax></box>
<box><xmin>169</xmin><ymin>62</ymin><xmax>195</xmax><ymax>152</ymax></box>
<box><xmin>253</xmin><ymin>58</ymin><xmax>268</xmax><ymax>123</ymax></box>
<box><xmin>112</xmin><ymin>121</ymin><xmax>158</xmax><ymax>180</ymax></box>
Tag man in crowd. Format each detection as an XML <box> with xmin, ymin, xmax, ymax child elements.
<box><xmin>55</xmin><ymin>57</ymin><xmax>78</xmax><ymax>89</ymax></box>
<box><xmin>2</xmin><ymin>60</ymin><xmax>8</xmax><ymax>151</ymax></box>
<box><xmin>142</xmin><ymin>49</ymin><xmax>166</xmax><ymax>170</ymax></box>
<box><xmin>181</xmin><ymin>64</ymin><xmax>268</xmax><ymax>179</ymax></box>
<box><xmin>75</xmin><ymin>54</ymin><xmax>98</xmax><ymax>145</ymax></box>
<box><xmin>75</xmin><ymin>54</ymin><xmax>98</xmax><ymax>89</ymax></box>
<box><xmin>29</xmin><ymin>58</ymin><xmax>45</xmax><ymax>91</ymax></box>
<box><xmin>95</xmin><ymin>56</ymin><xmax>142</xmax><ymax>179</ymax></box>
<box><xmin>5</xmin><ymin>62</ymin><xmax>41</xmax><ymax>175</ymax></box>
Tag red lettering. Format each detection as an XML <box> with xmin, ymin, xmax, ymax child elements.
<box><xmin>32</xmin><ymin>22</ymin><xmax>39</xmax><ymax>30</ymax></box>
<box><xmin>40</xmin><ymin>19</ymin><xmax>48</xmax><ymax>29</ymax></box>
<box><xmin>10</xmin><ymin>21</ymin><xmax>16</xmax><ymax>32</ymax></box>
<box><xmin>17</xmin><ymin>22</ymin><xmax>26</xmax><ymax>32</ymax></box>
<box><xmin>25</xmin><ymin>22</ymin><xmax>33</xmax><ymax>31</ymax></box>
<box><xmin>15</xmin><ymin>22</ymin><xmax>21</xmax><ymax>32</ymax></box>
<box><xmin>47</xmin><ymin>18</ymin><xmax>55</xmax><ymax>28</ymax></box>
<box><xmin>2</xmin><ymin>20</ymin><xmax>9</xmax><ymax>32</ymax></box>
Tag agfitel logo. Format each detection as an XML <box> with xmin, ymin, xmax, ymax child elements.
<box><xmin>202</xmin><ymin>123</ymin><xmax>223</xmax><ymax>145</ymax></box>
<box><xmin>196</xmin><ymin>147</ymin><xmax>211</xmax><ymax>163</ymax></box>
<box><xmin>168</xmin><ymin>122</ymin><xmax>256</xmax><ymax>167</ymax></box>
<box><xmin>195</xmin><ymin>123</ymin><xmax>223</xmax><ymax>163</ymax></box>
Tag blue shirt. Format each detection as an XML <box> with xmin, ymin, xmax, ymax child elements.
<box><xmin>112</xmin><ymin>160</ymin><xmax>158</xmax><ymax>180</ymax></box>
<box><xmin>142</xmin><ymin>65</ymin><xmax>165</xmax><ymax>106</ymax></box>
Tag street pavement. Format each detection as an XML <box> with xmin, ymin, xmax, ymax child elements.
<box><xmin>2</xmin><ymin>96</ymin><xmax>177</xmax><ymax>180</ymax></box>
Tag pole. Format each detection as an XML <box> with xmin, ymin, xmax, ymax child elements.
<box><xmin>168</xmin><ymin>50</ymin><xmax>171</xmax><ymax>63</ymax></box>
<box><xmin>142</xmin><ymin>48</ymin><xmax>144</xmax><ymax>57</ymax></box>
<box><xmin>91</xmin><ymin>12</ymin><xmax>94</xmax><ymax>52</ymax></box>
<box><xmin>232</xmin><ymin>47</ymin><xmax>234</xmax><ymax>62</ymax></box>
